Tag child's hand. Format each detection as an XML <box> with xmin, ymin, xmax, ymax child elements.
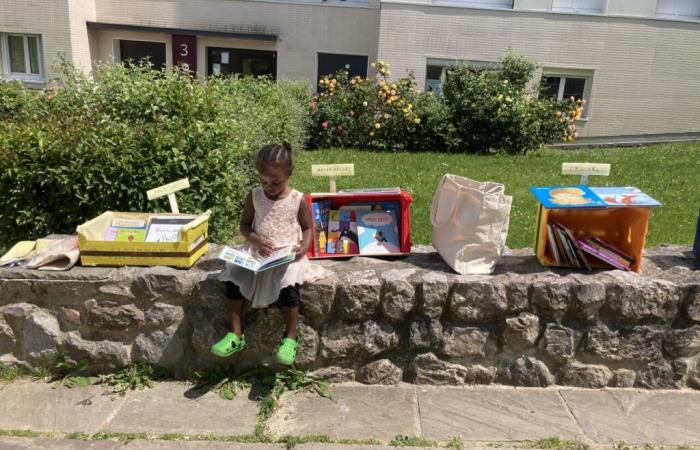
<box><xmin>257</xmin><ymin>239</ymin><xmax>276</xmax><ymax>258</ymax></box>
<box><xmin>293</xmin><ymin>245</ymin><xmax>306</xmax><ymax>260</ymax></box>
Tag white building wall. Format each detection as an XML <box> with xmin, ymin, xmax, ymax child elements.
<box><xmin>377</xmin><ymin>3</ymin><xmax>700</xmax><ymax>138</ymax></box>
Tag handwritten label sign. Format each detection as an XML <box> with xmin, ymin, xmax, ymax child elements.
<box><xmin>311</xmin><ymin>164</ymin><xmax>354</xmax><ymax>193</ymax></box>
<box><xmin>312</xmin><ymin>164</ymin><xmax>355</xmax><ymax>177</ymax></box>
<box><xmin>147</xmin><ymin>178</ymin><xmax>190</xmax><ymax>214</ymax></box>
<box><xmin>562</xmin><ymin>163</ymin><xmax>610</xmax><ymax>185</ymax></box>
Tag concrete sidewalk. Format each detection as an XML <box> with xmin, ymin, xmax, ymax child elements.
<box><xmin>1</xmin><ymin>380</ymin><xmax>700</xmax><ymax>448</ymax></box>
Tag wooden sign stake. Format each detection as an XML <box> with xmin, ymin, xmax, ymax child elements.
<box><xmin>147</xmin><ymin>178</ymin><xmax>190</xmax><ymax>213</ymax></box>
<box><xmin>562</xmin><ymin>163</ymin><xmax>611</xmax><ymax>185</ymax></box>
<box><xmin>311</xmin><ymin>164</ymin><xmax>355</xmax><ymax>193</ymax></box>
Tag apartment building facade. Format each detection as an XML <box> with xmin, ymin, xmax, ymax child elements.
<box><xmin>2</xmin><ymin>0</ymin><xmax>700</xmax><ymax>140</ymax></box>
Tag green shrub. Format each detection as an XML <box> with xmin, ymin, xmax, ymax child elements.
<box><xmin>308</xmin><ymin>61</ymin><xmax>430</xmax><ymax>151</ymax></box>
<box><xmin>0</xmin><ymin>61</ymin><xmax>309</xmax><ymax>251</ymax></box>
<box><xmin>440</xmin><ymin>52</ymin><xmax>581</xmax><ymax>154</ymax></box>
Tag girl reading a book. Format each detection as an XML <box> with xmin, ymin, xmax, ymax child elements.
<box><xmin>211</xmin><ymin>142</ymin><xmax>329</xmax><ymax>365</ymax></box>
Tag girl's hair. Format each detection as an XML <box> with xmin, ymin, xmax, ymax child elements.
<box><xmin>256</xmin><ymin>141</ymin><xmax>293</xmax><ymax>174</ymax></box>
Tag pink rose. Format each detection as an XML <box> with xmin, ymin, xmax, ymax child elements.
<box><xmin>321</xmin><ymin>121</ymin><xmax>329</xmax><ymax>129</ymax></box>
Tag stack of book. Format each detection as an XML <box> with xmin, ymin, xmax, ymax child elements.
<box><xmin>311</xmin><ymin>199</ymin><xmax>402</xmax><ymax>256</ymax></box>
<box><xmin>102</xmin><ymin>215</ymin><xmax>197</xmax><ymax>243</ymax></box>
<box><xmin>546</xmin><ymin>221</ymin><xmax>635</xmax><ymax>271</ymax></box>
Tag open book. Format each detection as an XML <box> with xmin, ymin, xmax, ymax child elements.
<box><xmin>218</xmin><ymin>246</ymin><xmax>295</xmax><ymax>273</ymax></box>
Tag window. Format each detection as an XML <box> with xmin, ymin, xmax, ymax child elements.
<box><xmin>1</xmin><ymin>34</ymin><xmax>43</xmax><ymax>81</ymax></box>
<box><xmin>207</xmin><ymin>48</ymin><xmax>277</xmax><ymax>79</ymax></box>
<box><xmin>425</xmin><ymin>59</ymin><xmax>497</xmax><ymax>96</ymax></box>
<box><xmin>431</xmin><ymin>0</ymin><xmax>513</xmax><ymax>9</ymax></box>
<box><xmin>656</xmin><ymin>0</ymin><xmax>700</xmax><ymax>20</ymax></box>
<box><xmin>541</xmin><ymin>74</ymin><xmax>590</xmax><ymax>117</ymax></box>
<box><xmin>118</xmin><ymin>40</ymin><xmax>166</xmax><ymax>70</ymax></box>
<box><xmin>552</xmin><ymin>0</ymin><xmax>605</xmax><ymax>14</ymax></box>
<box><xmin>317</xmin><ymin>53</ymin><xmax>368</xmax><ymax>88</ymax></box>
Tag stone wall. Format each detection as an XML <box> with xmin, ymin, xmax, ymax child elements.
<box><xmin>1</xmin><ymin>245</ymin><xmax>699</xmax><ymax>389</ymax></box>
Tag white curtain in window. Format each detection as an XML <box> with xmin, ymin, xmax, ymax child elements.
<box><xmin>657</xmin><ymin>0</ymin><xmax>700</xmax><ymax>18</ymax></box>
<box><xmin>552</xmin><ymin>0</ymin><xmax>605</xmax><ymax>13</ymax></box>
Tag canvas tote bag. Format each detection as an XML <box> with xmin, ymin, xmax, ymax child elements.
<box><xmin>430</xmin><ymin>174</ymin><xmax>512</xmax><ymax>274</ymax></box>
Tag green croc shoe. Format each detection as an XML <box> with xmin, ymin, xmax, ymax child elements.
<box><xmin>210</xmin><ymin>332</ymin><xmax>246</xmax><ymax>358</ymax></box>
<box><xmin>276</xmin><ymin>337</ymin><xmax>299</xmax><ymax>366</ymax></box>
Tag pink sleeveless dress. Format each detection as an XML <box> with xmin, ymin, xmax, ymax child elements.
<box><xmin>218</xmin><ymin>187</ymin><xmax>330</xmax><ymax>308</ymax></box>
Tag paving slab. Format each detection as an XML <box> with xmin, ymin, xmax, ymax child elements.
<box><xmin>104</xmin><ymin>382</ymin><xmax>259</xmax><ymax>436</ymax></box>
<box><xmin>418</xmin><ymin>386</ymin><xmax>585</xmax><ymax>442</ymax></box>
<box><xmin>267</xmin><ymin>383</ymin><xmax>420</xmax><ymax>441</ymax></box>
<box><xmin>560</xmin><ymin>389</ymin><xmax>700</xmax><ymax>444</ymax></box>
<box><xmin>127</xmin><ymin>441</ymin><xmax>284</xmax><ymax>449</ymax></box>
<box><xmin>0</xmin><ymin>437</ymin><xmax>121</xmax><ymax>449</ymax></box>
<box><xmin>0</xmin><ymin>381</ymin><xmax>126</xmax><ymax>433</ymax></box>
<box><xmin>296</xmin><ymin>444</ymin><xmax>435</xmax><ymax>450</ymax></box>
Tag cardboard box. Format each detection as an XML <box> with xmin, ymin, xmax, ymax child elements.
<box><xmin>76</xmin><ymin>210</ymin><xmax>210</xmax><ymax>268</ymax></box>
<box><xmin>305</xmin><ymin>191</ymin><xmax>412</xmax><ymax>259</ymax></box>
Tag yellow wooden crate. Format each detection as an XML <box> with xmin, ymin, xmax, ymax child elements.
<box><xmin>76</xmin><ymin>210</ymin><xmax>211</xmax><ymax>268</ymax></box>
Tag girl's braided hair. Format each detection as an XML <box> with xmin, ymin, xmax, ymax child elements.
<box><xmin>256</xmin><ymin>141</ymin><xmax>293</xmax><ymax>174</ymax></box>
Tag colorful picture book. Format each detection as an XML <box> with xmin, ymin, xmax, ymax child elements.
<box><xmin>218</xmin><ymin>246</ymin><xmax>295</xmax><ymax>273</ymax></box>
<box><xmin>144</xmin><ymin>216</ymin><xmax>197</xmax><ymax>243</ymax></box>
<box><xmin>530</xmin><ymin>186</ymin><xmax>660</xmax><ymax>209</ymax></box>
<box><xmin>312</xmin><ymin>200</ymin><xmax>332</xmax><ymax>255</ymax></box>
<box><xmin>544</xmin><ymin>220</ymin><xmax>635</xmax><ymax>271</ymax></box>
<box><xmin>115</xmin><ymin>229</ymin><xmax>146</xmax><ymax>242</ymax></box>
<box><xmin>357</xmin><ymin>209</ymin><xmax>401</xmax><ymax>254</ymax></box>
<box><xmin>326</xmin><ymin>210</ymin><xmax>341</xmax><ymax>254</ymax></box>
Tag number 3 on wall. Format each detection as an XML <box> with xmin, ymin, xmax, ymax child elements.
<box><xmin>180</xmin><ymin>43</ymin><xmax>188</xmax><ymax>57</ymax></box>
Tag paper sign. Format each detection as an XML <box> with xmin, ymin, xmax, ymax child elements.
<box><xmin>562</xmin><ymin>163</ymin><xmax>611</xmax><ymax>177</ymax></box>
<box><xmin>147</xmin><ymin>179</ymin><xmax>190</xmax><ymax>200</ymax></box>
<box><xmin>311</xmin><ymin>164</ymin><xmax>355</xmax><ymax>177</ymax></box>
<box><xmin>221</xmin><ymin>51</ymin><xmax>229</xmax><ymax>64</ymax></box>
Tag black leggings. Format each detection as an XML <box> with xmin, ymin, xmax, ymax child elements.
<box><xmin>223</xmin><ymin>281</ymin><xmax>300</xmax><ymax>308</ymax></box>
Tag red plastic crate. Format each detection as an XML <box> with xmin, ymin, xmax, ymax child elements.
<box><xmin>305</xmin><ymin>191</ymin><xmax>413</xmax><ymax>259</ymax></box>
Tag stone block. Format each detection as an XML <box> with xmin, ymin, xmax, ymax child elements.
<box><xmin>501</xmin><ymin>356</ymin><xmax>554</xmax><ymax>387</ymax></box>
<box><xmin>664</xmin><ymin>325</ymin><xmax>700</xmax><ymax>357</ymax></box>
<box><xmin>3</xmin><ymin>303</ymin><xmax>62</xmax><ymax>363</ymax></box>
<box><xmin>558</xmin><ymin>362</ymin><xmax>612</xmax><ymax>388</ymax></box>
<box><xmin>309</xmin><ymin>366</ymin><xmax>355</xmax><ymax>383</ymax></box>
<box><xmin>145</xmin><ymin>303</ymin><xmax>184</xmax><ymax>328</ymax></box>
<box><xmin>132</xmin><ymin>325</ymin><xmax>184</xmax><ymax>370</ymax></box>
<box><xmin>441</xmin><ymin>325</ymin><xmax>494</xmax><ymax>358</ymax></box>
<box><xmin>320</xmin><ymin>320</ymin><xmax>398</xmax><ymax>361</ymax></box>
<box><xmin>539</xmin><ymin>323</ymin><xmax>578</xmax><ymax>362</ymax></box>
<box><xmin>503</xmin><ymin>312</ymin><xmax>540</xmax><ymax>351</ymax></box>
<box><xmin>585</xmin><ymin>323</ymin><xmax>664</xmax><ymax>362</ymax></box>
<box><xmin>448</xmin><ymin>277</ymin><xmax>507</xmax><ymax>324</ymax></box>
<box><xmin>419</xmin><ymin>271</ymin><xmax>448</xmax><ymax>319</ymax></box>
<box><xmin>357</xmin><ymin>358</ymin><xmax>403</xmax><ymax>385</ymax></box>
<box><xmin>570</xmin><ymin>275</ymin><xmax>606</xmax><ymax>322</ymax></box>
<box><xmin>337</xmin><ymin>270</ymin><xmax>381</xmax><ymax>321</ymax></box>
<box><xmin>63</xmin><ymin>332</ymin><xmax>130</xmax><ymax>371</ymax></box>
<box><xmin>687</xmin><ymin>284</ymin><xmax>700</xmax><ymax>323</ymax></box>
<box><xmin>0</xmin><ymin>311</ymin><xmax>16</xmax><ymax>354</ymax></box>
<box><xmin>604</xmin><ymin>273</ymin><xmax>678</xmax><ymax>323</ymax></box>
<box><xmin>380</xmin><ymin>269</ymin><xmax>417</xmax><ymax>323</ymax></box>
<box><xmin>296</xmin><ymin>320</ymin><xmax>320</xmax><ymax>367</ymax></box>
<box><xmin>610</xmin><ymin>369</ymin><xmax>636</xmax><ymax>388</ymax></box>
<box><xmin>82</xmin><ymin>299</ymin><xmax>145</xmax><ymax>332</ymax></box>
<box><xmin>463</xmin><ymin>364</ymin><xmax>498</xmax><ymax>385</ymax></box>
<box><xmin>412</xmin><ymin>352</ymin><xmax>468</xmax><ymax>385</ymax></box>
<box><xmin>530</xmin><ymin>276</ymin><xmax>574</xmax><ymax>319</ymax></box>
<box><xmin>635</xmin><ymin>360</ymin><xmax>684</xmax><ymax>389</ymax></box>
<box><xmin>300</xmin><ymin>274</ymin><xmax>337</xmax><ymax>327</ymax></box>
<box><xmin>408</xmin><ymin>318</ymin><xmax>442</xmax><ymax>351</ymax></box>
<box><xmin>504</xmin><ymin>274</ymin><xmax>531</xmax><ymax>313</ymax></box>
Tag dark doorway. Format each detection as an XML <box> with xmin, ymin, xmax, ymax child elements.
<box><xmin>119</xmin><ymin>40</ymin><xmax>166</xmax><ymax>70</ymax></box>
<box><xmin>207</xmin><ymin>47</ymin><xmax>277</xmax><ymax>79</ymax></box>
<box><xmin>317</xmin><ymin>53</ymin><xmax>368</xmax><ymax>87</ymax></box>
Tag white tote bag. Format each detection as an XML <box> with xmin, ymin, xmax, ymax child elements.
<box><xmin>430</xmin><ymin>174</ymin><xmax>512</xmax><ymax>274</ymax></box>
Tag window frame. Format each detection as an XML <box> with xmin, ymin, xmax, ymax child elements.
<box><xmin>0</xmin><ymin>33</ymin><xmax>44</xmax><ymax>83</ymax></box>
<box><xmin>551</xmin><ymin>0</ymin><xmax>607</xmax><ymax>15</ymax></box>
<box><xmin>430</xmin><ymin>0</ymin><xmax>514</xmax><ymax>10</ymax></box>
<box><xmin>656</xmin><ymin>0</ymin><xmax>700</xmax><ymax>21</ymax></box>
<box><xmin>540</xmin><ymin>71</ymin><xmax>593</xmax><ymax>119</ymax></box>
<box><xmin>425</xmin><ymin>58</ymin><xmax>499</xmax><ymax>95</ymax></box>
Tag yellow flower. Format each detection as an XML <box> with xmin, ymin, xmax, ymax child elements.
<box><xmin>497</xmin><ymin>94</ymin><xmax>504</xmax><ymax>101</ymax></box>
<box><xmin>378</xmin><ymin>60</ymin><xmax>385</xmax><ymax>65</ymax></box>
<box><xmin>413</xmin><ymin>118</ymin><xmax>421</xmax><ymax>124</ymax></box>
<box><xmin>403</xmin><ymin>108</ymin><xmax>409</xmax><ymax>113</ymax></box>
<box><xmin>391</xmin><ymin>83</ymin><xmax>397</xmax><ymax>89</ymax></box>
<box><xmin>407</xmin><ymin>104</ymin><xmax>413</xmax><ymax>110</ymax></box>
<box><xmin>369</xmin><ymin>131</ymin><xmax>375</xmax><ymax>137</ymax></box>
<box><xmin>371</xmin><ymin>62</ymin><xmax>376</xmax><ymax>68</ymax></box>
<box><xmin>363</xmin><ymin>101</ymin><xmax>368</xmax><ymax>107</ymax></box>
<box><xmin>320</xmin><ymin>79</ymin><xmax>326</xmax><ymax>85</ymax></box>
<box><xmin>384</xmin><ymin>113</ymin><xmax>390</xmax><ymax>119</ymax></box>
<box><xmin>386</xmin><ymin>71</ymin><xmax>391</xmax><ymax>76</ymax></box>
<box><xmin>390</xmin><ymin>90</ymin><xmax>396</xmax><ymax>96</ymax></box>
<box><xmin>374</xmin><ymin>122</ymin><xmax>381</xmax><ymax>129</ymax></box>
<box><xmin>506</xmin><ymin>96</ymin><xmax>512</xmax><ymax>102</ymax></box>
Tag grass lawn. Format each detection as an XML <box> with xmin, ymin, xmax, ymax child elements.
<box><xmin>293</xmin><ymin>142</ymin><xmax>700</xmax><ymax>249</ymax></box>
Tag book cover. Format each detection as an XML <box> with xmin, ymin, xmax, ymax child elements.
<box><xmin>589</xmin><ymin>187</ymin><xmax>661</xmax><ymax>208</ymax></box>
<box><xmin>589</xmin><ymin>237</ymin><xmax>635</xmax><ymax>265</ymax></box>
<box><xmin>529</xmin><ymin>186</ymin><xmax>607</xmax><ymax>209</ymax></box>
<box><xmin>218</xmin><ymin>246</ymin><xmax>295</xmax><ymax>273</ymax></box>
<box><xmin>312</xmin><ymin>200</ymin><xmax>332</xmax><ymax>255</ymax></box>
<box><xmin>145</xmin><ymin>216</ymin><xmax>196</xmax><ymax>243</ymax></box>
<box><xmin>338</xmin><ymin>210</ymin><xmax>360</xmax><ymax>255</ymax></box>
<box><xmin>552</xmin><ymin>221</ymin><xmax>592</xmax><ymax>271</ymax></box>
<box><xmin>326</xmin><ymin>210</ymin><xmax>341</xmax><ymax>254</ymax></box>
<box><xmin>115</xmin><ymin>228</ymin><xmax>146</xmax><ymax>242</ymax></box>
<box><xmin>576</xmin><ymin>238</ymin><xmax>631</xmax><ymax>271</ymax></box>
<box><xmin>357</xmin><ymin>210</ymin><xmax>401</xmax><ymax>254</ymax></box>
<box><xmin>546</xmin><ymin>223</ymin><xmax>562</xmax><ymax>266</ymax></box>
<box><xmin>555</xmin><ymin>225</ymin><xmax>580</xmax><ymax>268</ymax></box>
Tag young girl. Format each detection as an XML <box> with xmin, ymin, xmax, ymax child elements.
<box><xmin>211</xmin><ymin>142</ymin><xmax>328</xmax><ymax>365</ymax></box>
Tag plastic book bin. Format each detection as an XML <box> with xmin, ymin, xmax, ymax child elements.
<box><xmin>76</xmin><ymin>210</ymin><xmax>211</xmax><ymax>268</ymax></box>
<box><xmin>530</xmin><ymin>186</ymin><xmax>659</xmax><ymax>273</ymax></box>
<box><xmin>305</xmin><ymin>191</ymin><xmax>413</xmax><ymax>259</ymax></box>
